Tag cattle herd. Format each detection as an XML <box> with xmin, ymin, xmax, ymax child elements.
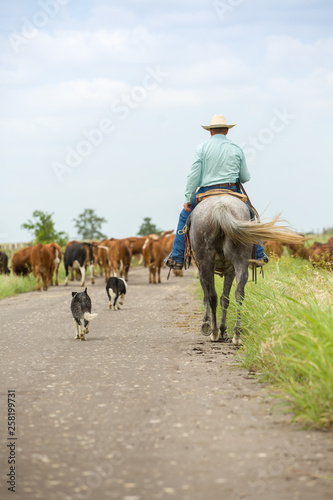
<box><xmin>1</xmin><ymin>231</ymin><xmax>179</xmax><ymax>290</ymax></box>
<box><xmin>264</xmin><ymin>237</ymin><xmax>333</xmax><ymax>268</ymax></box>
<box><xmin>1</xmin><ymin>233</ymin><xmax>332</xmax><ymax>291</ymax></box>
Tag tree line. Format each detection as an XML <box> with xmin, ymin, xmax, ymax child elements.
<box><xmin>21</xmin><ymin>210</ymin><xmax>163</xmax><ymax>245</ymax></box>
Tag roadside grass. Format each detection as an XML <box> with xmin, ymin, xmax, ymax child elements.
<box><xmin>0</xmin><ymin>274</ymin><xmax>37</xmax><ymax>298</ymax></box>
<box><xmin>209</xmin><ymin>256</ymin><xmax>333</xmax><ymax>429</ymax></box>
<box><xmin>0</xmin><ymin>264</ymin><xmax>66</xmax><ymax>299</ymax></box>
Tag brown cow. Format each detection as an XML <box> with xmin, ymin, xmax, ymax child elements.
<box><xmin>125</xmin><ymin>236</ymin><xmax>147</xmax><ymax>255</ymax></box>
<box><xmin>31</xmin><ymin>243</ymin><xmax>54</xmax><ymax>291</ymax></box>
<box><xmin>293</xmin><ymin>244</ymin><xmax>310</xmax><ymax>260</ymax></box>
<box><xmin>264</xmin><ymin>240</ymin><xmax>283</xmax><ymax>258</ymax></box>
<box><xmin>11</xmin><ymin>247</ymin><xmax>32</xmax><ymax>276</ymax></box>
<box><xmin>160</xmin><ymin>230</ymin><xmax>175</xmax><ymax>238</ymax></box>
<box><xmin>91</xmin><ymin>240</ymin><xmax>102</xmax><ymax>276</ymax></box>
<box><xmin>142</xmin><ymin>237</ymin><xmax>164</xmax><ymax>284</ymax></box>
<box><xmin>158</xmin><ymin>233</ymin><xmax>175</xmax><ymax>257</ymax></box>
<box><xmin>156</xmin><ymin>232</ymin><xmax>185</xmax><ymax>277</ymax></box>
<box><xmin>97</xmin><ymin>239</ymin><xmax>111</xmax><ymax>280</ymax></box>
<box><xmin>309</xmin><ymin>239</ymin><xmax>333</xmax><ymax>269</ymax></box>
<box><xmin>45</xmin><ymin>242</ymin><xmax>62</xmax><ymax>285</ymax></box>
<box><xmin>282</xmin><ymin>241</ymin><xmax>310</xmax><ymax>260</ymax></box>
<box><xmin>108</xmin><ymin>239</ymin><xmax>132</xmax><ymax>281</ymax></box>
<box><xmin>118</xmin><ymin>239</ymin><xmax>132</xmax><ymax>281</ymax></box>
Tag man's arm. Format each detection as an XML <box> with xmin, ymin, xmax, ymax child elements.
<box><xmin>184</xmin><ymin>147</ymin><xmax>203</xmax><ymax>204</ymax></box>
<box><xmin>239</xmin><ymin>149</ymin><xmax>251</xmax><ymax>183</ymax></box>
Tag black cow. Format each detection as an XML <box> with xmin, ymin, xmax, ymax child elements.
<box><xmin>106</xmin><ymin>277</ymin><xmax>127</xmax><ymax>310</ymax></box>
<box><xmin>64</xmin><ymin>243</ymin><xmax>95</xmax><ymax>287</ymax></box>
<box><xmin>0</xmin><ymin>251</ymin><xmax>10</xmax><ymax>275</ymax></box>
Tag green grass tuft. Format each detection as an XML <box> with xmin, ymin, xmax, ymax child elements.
<box><xmin>0</xmin><ymin>274</ymin><xmax>37</xmax><ymax>298</ymax></box>
<box><xmin>202</xmin><ymin>256</ymin><xmax>333</xmax><ymax>429</ymax></box>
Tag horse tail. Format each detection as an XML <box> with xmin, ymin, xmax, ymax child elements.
<box><xmin>210</xmin><ymin>203</ymin><xmax>304</xmax><ymax>246</ymax></box>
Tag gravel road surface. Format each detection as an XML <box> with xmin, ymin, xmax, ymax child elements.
<box><xmin>1</xmin><ymin>266</ymin><xmax>332</xmax><ymax>500</ymax></box>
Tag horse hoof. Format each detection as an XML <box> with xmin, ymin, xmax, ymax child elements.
<box><xmin>219</xmin><ymin>328</ymin><xmax>228</xmax><ymax>342</ymax></box>
<box><xmin>210</xmin><ymin>332</ymin><xmax>221</xmax><ymax>342</ymax></box>
<box><xmin>201</xmin><ymin>322</ymin><xmax>211</xmax><ymax>336</ymax></box>
<box><xmin>232</xmin><ymin>336</ymin><xmax>243</xmax><ymax>346</ymax></box>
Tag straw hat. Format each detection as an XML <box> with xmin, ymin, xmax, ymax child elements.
<box><xmin>201</xmin><ymin>115</ymin><xmax>236</xmax><ymax>130</ymax></box>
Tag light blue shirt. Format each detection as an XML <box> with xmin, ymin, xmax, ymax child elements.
<box><xmin>184</xmin><ymin>134</ymin><xmax>251</xmax><ymax>203</ymax></box>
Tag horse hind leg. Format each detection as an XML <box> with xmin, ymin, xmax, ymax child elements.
<box><xmin>199</xmin><ymin>267</ymin><xmax>220</xmax><ymax>341</ymax></box>
<box><xmin>199</xmin><ymin>274</ymin><xmax>212</xmax><ymax>335</ymax></box>
<box><xmin>219</xmin><ymin>272</ymin><xmax>235</xmax><ymax>342</ymax></box>
<box><xmin>232</xmin><ymin>267</ymin><xmax>248</xmax><ymax>346</ymax></box>
<box><xmin>209</xmin><ymin>292</ymin><xmax>220</xmax><ymax>342</ymax></box>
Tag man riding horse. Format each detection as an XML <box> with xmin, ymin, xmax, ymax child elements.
<box><xmin>166</xmin><ymin>114</ymin><xmax>268</xmax><ymax>271</ymax></box>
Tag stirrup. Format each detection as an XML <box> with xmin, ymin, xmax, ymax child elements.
<box><xmin>166</xmin><ymin>257</ymin><xmax>183</xmax><ymax>280</ymax></box>
<box><xmin>249</xmin><ymin>259</ymin><xmax>265</xmax><ymax>268</ymax></box>
<box><xmin>165</xmin><ymin>257</ymin><xmax>183</xmax><ymax>270</ymax></box>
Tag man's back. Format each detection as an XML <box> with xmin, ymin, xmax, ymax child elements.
<box><xmin>185</xmin><ymin>133</ymin><xmax>250</xmax><ymax>203</ymax></box>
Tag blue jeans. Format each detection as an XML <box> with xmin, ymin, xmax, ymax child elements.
<box><xmin>171</xmin><ymin>185</ymin><xmax>265</xmax><ymax>264</ymax></box>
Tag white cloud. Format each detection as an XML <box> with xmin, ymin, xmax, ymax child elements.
<box><xmin>266</xmin><ymin>35</ymin><xmax>333</xmax><ymax>72</ymax></box>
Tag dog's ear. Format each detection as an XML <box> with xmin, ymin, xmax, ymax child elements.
<box><xmin>84</xmin><ymin>287</ymin><xmax>88</xmax><ymax>294</ymax></box>
<box><xmin>72</xmin><ymin>292</ymin><xmax>77</xmax><ymax>297</ymax></box>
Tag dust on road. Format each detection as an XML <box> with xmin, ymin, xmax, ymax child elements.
<box><xmin>0</xmin><ymin>266</ymin><xmax>332</xmax><ymax>500</ymax></box>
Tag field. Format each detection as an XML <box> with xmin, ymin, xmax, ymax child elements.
<box><xmin>212</xmin><ymin>255</ymin><xmax>333</xmax><ymax>429</ymax></box>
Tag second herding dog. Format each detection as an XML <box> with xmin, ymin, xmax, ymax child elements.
<box><xmin>106</xmin><ymin>277</ymin><xmax>127</xmax><ymax>310</ymax></box>
<box><xmin>71</xmin><ymin>288</ymin><xmax>97</xmax><ymax>341</ymax></box>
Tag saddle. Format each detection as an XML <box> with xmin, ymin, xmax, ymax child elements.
<box><xmin>195</xmin><ymin>189</ymin><xmax>247</xmax><ymax>205</ymax></box>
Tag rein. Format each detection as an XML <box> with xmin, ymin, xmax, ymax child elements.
<box><xmin>238</xmin><ymin>182</ymin><xmax>261</xmax><ymax>223</ymax></box>
<box><xmin>183</xmin><ymin>225</ymin><xmax>198</xmax><ymax>270</ymax></box>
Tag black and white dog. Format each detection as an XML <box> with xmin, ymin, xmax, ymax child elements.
<box><xmin>106</xmin><ymin>277</ymin><xmax>127</xmax><ymax>310</ymax></box>
<box><xmin>71</xmin><ymin>288</ymin><xmax>98</xmax><ymax>341</ymax></box>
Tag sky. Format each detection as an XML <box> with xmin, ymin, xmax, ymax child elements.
<box><xmin>1</xmin><ymin>0</ymin><xmax>332</xmax><ymax>243</ymax></box>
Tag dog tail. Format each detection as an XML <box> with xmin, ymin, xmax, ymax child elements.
<box><xmin>83</xmin><ymin>312</ymin><xmax>98</xmax><ymax>321</ymax></box>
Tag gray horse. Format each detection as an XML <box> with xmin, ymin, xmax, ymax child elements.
<box><xmin>187</xmin><ymin>194</ymin><xmax>304</xmax><ymax>345</ymax></box>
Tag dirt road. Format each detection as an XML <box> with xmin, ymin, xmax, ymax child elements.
<box><xmin>0</xmin><ymin>266</ymin><xmax>332</xmax><ymax>500</ymax></box>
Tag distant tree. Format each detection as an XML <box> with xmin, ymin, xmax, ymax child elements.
<box><xmin>73</xmin><ymin>209</ymin><xmax>107</xmax><ymax>240</ymax></box>
<box><xmin>21</xmin><ymin>210</ymin><xmax>68</xmax><ymax>246</ymax></box>
<box><xmin>137</xmin><ymin>217</ymin><xmax>162</xmax><ymax>236</ymax></box>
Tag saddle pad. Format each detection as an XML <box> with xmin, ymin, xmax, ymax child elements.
<box><xmin>196</xmin><ymin>189</ymin><xmax>247</xmax><ymax>204</ymax></box>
